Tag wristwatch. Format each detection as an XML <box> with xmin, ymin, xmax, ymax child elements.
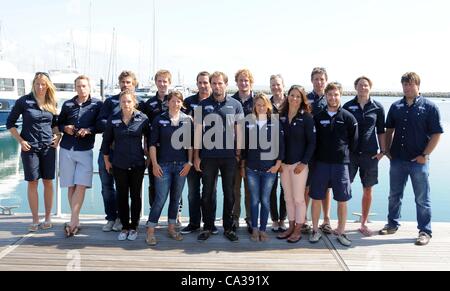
<box><xmin>187</xmin><ymin>161</ymin><xmax>194</xmax><ymax>166</ymax></box>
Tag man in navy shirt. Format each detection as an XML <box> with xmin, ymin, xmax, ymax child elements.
<box><xmin>59</xmin><ymin>75</ymin><xmax>102</xmax><ymax>236</ymax></box>
<box><xmin>96</xmin><ymin>70</ymin><xmax>143</xmax><ymax>232</ymax></box>
<box><xmin>143</xmin><ymin>70</ymin><xmax>171</xmax><ymax>211</ymax></box>
<box><xmin>194</xmin><ymin>71</ymin><xmax>244</xmax><ymax>242</ymax></box>
<box><xmin>343</xmin><ymin>76</ymin><xmax>386</xmax><ymax>237</ymax></box>
<box><xmin>309</xmin><ymin>82</ymin><xmax>358</xmax><ymax>247</ymax></box>
<box><xmin>180</xmin><ymin>71</ymin><xmax>215</xmax><ymax>235</ymax></box>
<box><xmin>380</xmin><ymin>72</ymin><xmax>443</xmax><ymax>246</ymax></box>
<box><xmin>231</xmin><ymin>69</ymin><xmax>255</xmax><ymax>233</ymax></box>
<box><xmin>305</xmin><ymin>67</ymin><xmax>332</xmax><ymax>235</ymax></box>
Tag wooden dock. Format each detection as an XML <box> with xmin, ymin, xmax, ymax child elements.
<box><xmin>1</xmin><ymin>215</ymin><xmax>449</xmax><ymax>271</ymax></box>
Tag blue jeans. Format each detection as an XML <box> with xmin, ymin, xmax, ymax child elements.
<box><xmin>98</xmin><ymin>153</ymin><xmax>117</xmax><ymax>221</ymax></box>
<box><xmin>147</xmin><ymin>162</ymin><xmax>187</xmax><ymax>227</ymax></box>
<box><xmin>388</xmin><ymin>159</ymin><xmax>432</xmax><ymax>236</ymax></box>
<box><xmin>246</xmin><ymin>168</ymin><xmax>277</xmax><ymax>232</ymax></box>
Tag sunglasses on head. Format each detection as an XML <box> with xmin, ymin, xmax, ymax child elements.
<box><xmin>35</xmin><ymin>72</ymin><xmax>51</xmax><ymax>80</ymax></box>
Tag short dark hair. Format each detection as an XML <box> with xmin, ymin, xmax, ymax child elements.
<box><xmin>401</xmin><ymin>72</ymin><xmax>421</xmax><ymax>87</ymax></box>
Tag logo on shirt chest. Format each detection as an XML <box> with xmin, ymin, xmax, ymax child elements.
<box><xmin>112</xmin><ymin>119</ymin><xmax>122</xmax><ymax>127</ymax></box>
<box><xmin>320</xmin><ymin>120</ymin><xmax>331</xmax><ymax>127</ymax></box>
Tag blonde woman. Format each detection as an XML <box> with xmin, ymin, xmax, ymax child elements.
<box><xmin>101</xmin><ymin>90</ymin><xmax>150</xmax><ymax>242</ymax></box>
<box><xmin>241</xmin><ymin>93</ymin><xmax>284</xmax><ymax>242</ymax></box>
<box><xmin>7</xmin><ymin>72</ymin><xmax>61</xmax><ymax>232</ymax></box>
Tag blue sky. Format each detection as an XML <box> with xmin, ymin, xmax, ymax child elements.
<box><xmin>1</xmin><ymin>0</ymin><xmax>450</xmax><ymax>91</ymax></box>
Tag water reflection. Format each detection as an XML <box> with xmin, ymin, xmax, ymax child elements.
<box><xmin>0</xmin><ymin>131</ymin><xmax>23</xmax><ymax>206</ymax></box>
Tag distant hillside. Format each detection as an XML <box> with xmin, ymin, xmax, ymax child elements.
<box><xmin>227</xmin><ymin>90</ymin><xmax>450</xmax><ymax>99</ymax></box>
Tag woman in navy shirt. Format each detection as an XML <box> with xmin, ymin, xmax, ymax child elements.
<box><xmin>277</xmin><ymin>85</ymin><xmax>316</xmax><ymax>243</ymax></box>
<box><xmin>146</xmin><ymin>91</ymin><xmax>193</xmax><ymax>246</ymax></box>
<box><xmin>7</xmin><ymin>72</ymin><xmax>60</xmax><ymax>232</ymax></box>
<box><xmin>101</xmin><ymin>90</ymin><xmax>150</xmax><ymax>242</ymax></box>
<box><xmin>241</xmin><ymin>93</ymin><xmax>284</xmax><ymax>242</ymax></box>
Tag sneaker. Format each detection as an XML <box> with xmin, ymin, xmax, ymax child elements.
<box><xmin>415</xmin><ymin>232</ymin><xmax>431</xmax><ymax>246</ymax></box>
<box><xmin>309</xmin><ymin>231</ymin><xmax>322</xmax><ymax>243</ymax></box>
<box><xmin>112</xmin><ymin>218</ymin><xmax>122</xmax><ymax>232</ymax></box>
<box><xmin>378</xmin><ymin>225</ymin><xmax>398</xmax><ymax>235</ymax></box>
<box><xmin>181</xmin><ymin>225</ymin><xmax>201</xmax><ymax>234</ymax></box>
<box><xmin>197</xmin><ymin>230</ymin><xmax>212</xmax><ymax>241</ymax></box>
<box><xmin>336</xmin><ymin>233</ymin><xmax>352</xmax><ymax>247</ymax></box>
<box><xmin>224</xmin><ymin>230</ymin><xmax>239</xmax><ymax>242</ymax></box>
<box><xmin>271</xmin><ymin>221</ymin><xmax>280</xmax><ymax>232</ymax></box>
<box><xmin>118</xmin><ymin>230</ymin><xmax>129</xmax><ymax>241</ymax></box>
<box><xmin>102</xmin><ymin>220</ymin><xmax>115</xmax><ymax>232</ymax></box>
<box><xmin>127</xmin><ymin>230</ymin><xmax>138</xmax><ymax>241</ymax></box>
<box><xmin>211</xmin><ymin>225</ymin><xmax>219</xmax><ymax>235</ymax></box>
<box><xmin>278</xmin><ymin>221</ymin><xmax>287</xmax><ymax>232</ymax></box>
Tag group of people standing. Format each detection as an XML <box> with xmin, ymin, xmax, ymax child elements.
<box><xmin>6</xmin><ymin>67</ymin><xmax>443</xmax><ymax>247</ymax></box>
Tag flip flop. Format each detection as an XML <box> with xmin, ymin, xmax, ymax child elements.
<box><xmin>358</xmin><ymin>226</ymin><xmax>373</xmax><ymax>237</ymax></box>
<box><xmin>319</xmin><ymin>223</ymin><xmax>333</xmax><ymax>235</ymax></box>
<box><xmin>64</xmin><ymin>223</ymin><xmax>73</xmax><ymax>238</ymax></box>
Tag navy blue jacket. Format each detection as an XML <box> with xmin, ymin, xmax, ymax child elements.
<box><xmin>231</xmin><ymin>91</ymin><xmax>254</xmax><ymax>116</ymax></box>
<box><xmin>144</xmin><ymin>94</ymin><xmax>168</xmax><ymax>124</ymax></box>
<box><xmin>314</xmin><ymin>107</ymin><xmax>359</xmax><ymax>164</ymax></box>
<box><xmin>58</xmin><ymin>96</ymin><xmax>103</xmax><ymax>151</ymax></box>
<box><xmin>198</xmin><ymin>96</ymin><xmax>244</xmax><ymax>159</ymax></box>
<box><xmin>242</xmin><ymin>118</ymin><xmax>285</xmax><ymax>172</ymax></box>
<box><xmin>101</xmin><ymin>111</ymin><xmax>150</xmax><ymax>170</ymax></box>
<box><xmin>386</xmin><ymin>96</ymin><xmax>443</xmax><ymax>161</ymax></box>
<box><xmin>150</xmin><ymin>111</ymin><xmax>193</xmax><ymax>163</ymax></box>
<box><xmin>96</xmin><ymin>94</ymin><xmax>146</xmax><ymax>133</ymax></box>
<box><xmin>6</xmin><ymin>93</ymin><xmax>58</xmax><ymax>151</ymax></box>
<box><xmin>343</xmin><ymin>97</ymin><xmax>385</xmax><ymax>155</ymax></box>
<box><xmin>280</xmin><ymin>111</ymin><xmax>316</xmax><ymax>165</ymax></box>
<box><xmin>307</xmin><ymin>91</ymin><xmax>327</xmax><ymax>116</ymax></box>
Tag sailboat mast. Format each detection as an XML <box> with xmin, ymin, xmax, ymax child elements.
<box><xmin>152</xmin><ymin>0</ymin><xmax>156</xmax><ymax>79</ymax></box>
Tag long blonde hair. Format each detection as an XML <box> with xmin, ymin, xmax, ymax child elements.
<box><xmin>32</xmin><ymin>73</ymin><xmax>58</xmax><ymax>114</ymax></box>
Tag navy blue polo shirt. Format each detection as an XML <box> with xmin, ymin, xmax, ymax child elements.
<box><xmin>343</xmin><ymin>97</ymin><xmax>386</xmax><ymax>155</ymax></box>
<box><xmin>314</xmin><ymin>107</ymin><xmax>359</xmax><ymax>164</ymax></box>
<box><xmin>183</xmin><ymin>93</ymin><xmax>202</xmax><ymax>117</ymax></box>
<box><xmin>386</xmin><ymin>96</ymin><xmax>444</xmax><ymax>161</ymax></box>
<box><xmin>101</xmin><ymin>111</ymin><xmax>150</xmax><ymax>170</ymax></box>
<box><xmin>198</xmin><ymin>96</ymin><xmax>244</xmax><ymax>159</ymax></box>
<box><xmin>232</xmin><ymin>91</ymin><xmax>254</xmax><ymax>116</ymax></box>
<box><xmin>307</xmin><ymin>91</ymin><xmax>327</xmax><ymax>116</ymax></box>
<box><xmin>96</xmin><ymin>94</ymin><xmax>146</xmax><ymax>133</ymax></box>
<box><xmin>242</xmin><ymin>118</ymin><xmax>285</xmax><ymax>172</ymax></box>
<box><xmin>58</xmin><ymin>96</ymin><xmax>103</xmax><ymax>151</ymax></box>
<box><xmin>150</xmin><ymin>111</ymin><xmax>193</xmax><ymax>163</ymax></box>
<box><xmin>280</xmin><ymin>111</ymin><xmax>316</xmax><ymax>165</ymax></box>
<box><xmin>144</xmin><ymin>94</ymin><xmax>168</xmax><ymax>123</ymax></box>
<box><xmin>6</xmin><ymin>93</ymin><xmax>58</xmax><ymax>151</ymax></box>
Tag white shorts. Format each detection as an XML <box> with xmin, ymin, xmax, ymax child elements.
<box><xmin>59</xmin><ymin>148</ymin><xmax>94</xmax><ymax>188</ymax></box>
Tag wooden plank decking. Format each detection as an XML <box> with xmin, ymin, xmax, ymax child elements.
<box><xmin>0</xmin><ymin>215</ymin><xmax>449</xmax><ymax>271</ymax></box>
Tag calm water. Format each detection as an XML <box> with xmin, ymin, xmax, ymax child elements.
<box><xmin>1</xmin><ymin>97</ymin><xmax>449</xmax><ymax>222</ymax></box>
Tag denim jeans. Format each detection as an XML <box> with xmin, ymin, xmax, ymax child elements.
<box><xmin>388</xmin><ymin>159</ymin><xmax>432</xmax><ymax>235</ymax></box>
<box><xmin>98</xmin><ymin>153</ymin><xmax>117</xmax><ymax>221</ymax></box>
<box><xmin>246</xmin><ymin>168</ymin><xmax>277</xmax><ymax>232</ymax></box>
<box><xmin>147</xmin><ymin>162</ymin><xmax>187</xmax><ymax>227</ymax></box>
<box><xmin>201</xmin><ymin>158</ymin><xmax>237</xmax><ymax>232</ymax></box>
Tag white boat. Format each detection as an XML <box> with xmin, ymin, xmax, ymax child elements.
<box><xmin>48</xmin><ymin>69</ymin><xmax>79</xmax><ymax>111</ymax></box>
<box><xmin>0</xmin><ymin>60</ymin><xmax>32</xmax><ymax>131</ymax></box>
